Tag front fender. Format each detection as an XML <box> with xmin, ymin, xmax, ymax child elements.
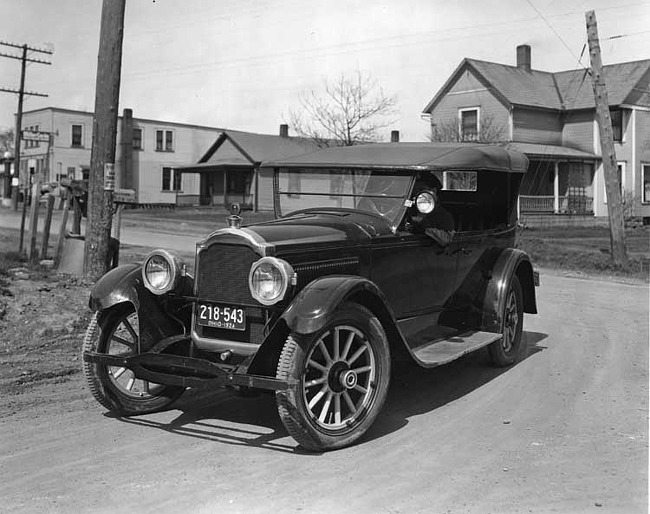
<box><xmin>89</xmin><ymin>263</ymin><xmax>142</xmax><ymax>312</ymax></box>
<box><xmin>482</xmin><ymin>248</ymin><xmax>538</xmax><ymax>332</ymax></box>
<box><xmin>88</xmin><ymin>263</ymin><xmax>187</xmax><ymax>349</ymax></box>
<box><xmin>281</xmin><ymin>275</ymin><xmax>392</xmax><ymax>335</ymax></box>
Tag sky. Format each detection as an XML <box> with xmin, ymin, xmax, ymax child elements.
<box><xmin>0</xmin><ymin>0</ymin><xmax>648</xmax><ymax>142</ymax></box>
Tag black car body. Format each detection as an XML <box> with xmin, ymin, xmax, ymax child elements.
<box><xmin>82</xmin><ymin>142</ymin><xmax>538</xmax><ymax>451</ymax></box>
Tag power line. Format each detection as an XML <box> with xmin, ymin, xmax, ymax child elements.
<box><xmin>525</xmin><ymin>0</ymin><xmax>586</xmax><ymax>67</ymax></box>
<box><xmin>0</xmin><ymin>40</ymin><xmax>53</xmax><ymax>227</ymax></box>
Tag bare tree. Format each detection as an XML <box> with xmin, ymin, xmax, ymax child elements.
<box><xmin>0</xmin><ymin>127</ymin><xmax>15</xmax><ymax>154</ymax></box>
<box><xmin>289</xmin><ymin>70</ymin><xmax>397</xmax><ymax>147</ymax></box>
<box><xmin>428</xmin><ymin>113</ymin><xmax>507</xmax><ymax>143</ymax></box>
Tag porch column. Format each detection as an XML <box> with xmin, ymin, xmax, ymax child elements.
<box><xmin>553</xmin><ymin>162</ymin><xmax>560</xmax><ymax>214</ymax></box>
<box><xmin>223</xmin><ymin>169</ymin><xmax>228</xmax><ymax>207</ymax></box>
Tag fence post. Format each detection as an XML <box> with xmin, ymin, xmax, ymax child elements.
<box><xmin>54</xmin><ymin>201</ymin><xmax>70</xmax><ymax>267</ymax></box>
<box><xmin>40</xmin><ymin>194</ymin><xmax>55</xmax><ymax>259</ymax></box>
<box><xmin>26</xmin><ymin>179</ymin><xmax>41</xmax><ymax>261</ymax></box>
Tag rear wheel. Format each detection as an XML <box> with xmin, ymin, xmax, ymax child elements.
<box><xmin>488</xmin><ymin>275</ymin><xmax>524</xmax><ymax>367</ymax></box>
<box><xmin>276</xmin><ymin>303</ymin><xmax>391</xmax><ymax>451</ymax></box>
<box><xmin>82</xmin><ymin>304</ymin><xmax>184</xmax><ymax>415</ymax></box>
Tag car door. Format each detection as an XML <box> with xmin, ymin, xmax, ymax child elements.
<box><xmin>369</xmin><ymin>231</ymin><xmax>459</xmax><ymax>346</ymax></box>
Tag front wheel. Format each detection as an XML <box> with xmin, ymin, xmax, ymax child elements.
<box><xmin>488</xmin><ymin>275</ymin><xmax>525</xmax><ymax>367</ymax></box>
<box><xmin>276</xmin><ymin>302</ymin><xmax>391</xmax><ymax>451</ymax></box>
<box><xmin>82</xmin><ymin>304</ymin><xmax>185</xmax><ymax>415</ymax></box>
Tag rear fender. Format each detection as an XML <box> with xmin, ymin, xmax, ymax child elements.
<box><xmin>88</xmin><ymin>263</ymin><xmax>184</xmax><ymax>349</ymax></box>
<box><xmin>482</xmin><ymin>249</ymin><xmax>538</xmax><ymax>333</ymax></box>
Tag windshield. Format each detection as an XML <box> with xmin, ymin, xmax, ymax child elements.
<box><xmin>276</xmin><ymin>168</ymin><xmax>413</xmax><ymax>225</ymax></box>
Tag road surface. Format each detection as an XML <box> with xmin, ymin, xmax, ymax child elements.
<box><xmin>1</xmin><ymin>268</ymin><xmax>647</xmax><ymax>513</ymax></box>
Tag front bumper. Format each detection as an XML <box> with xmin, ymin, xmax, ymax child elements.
<box><xmin>83</xmin><ymin>351</ymin><xmax>291</xmax><ymax>391</ymax></box>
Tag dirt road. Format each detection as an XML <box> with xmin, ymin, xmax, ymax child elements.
<box><xmin>1</xmin><ymin>270</ymin><xmax>647</xmax><ymax>514</ymax></box>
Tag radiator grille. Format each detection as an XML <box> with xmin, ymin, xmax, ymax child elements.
<box><xmin>196</xmin><ymin>244</ymin><xmax>257</xmax><ymax>304</ymax></box>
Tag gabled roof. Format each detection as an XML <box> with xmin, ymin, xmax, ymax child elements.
<box><xmin>423</xmin><ymin>58</ymin><xmax>650</xmax><ymax>113</ymax></box>
<box><xmin>198</xmin><ymin>130</ymin><xmax>319</xmax><ymax>167</ymax></box>
<box><xmin>555</xmin><ymin>60</ymin><xmax>650</xmax><ymax>110</ymax></box>
<box><xmin>263</xmin><ymin>142</ymin><xmax>529</xmax><ymax>174</ymax></box>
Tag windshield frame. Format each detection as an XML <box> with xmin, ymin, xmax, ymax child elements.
<box><xmin>273</xmin><ymin>167</ymin><xmax>416</xmax><ymax>230</ymax></box>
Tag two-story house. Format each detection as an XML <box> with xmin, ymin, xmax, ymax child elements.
<box><xmin>18</xmin><ymin>107</ymin><xmax>317</xmax><ymax>210</ymax></box>
<box><xmin>422</xmin><ymin>45</ymin><xmax>650</xmax><ymax>224</ymax></box>
<box><xmin>18</xmin><ymin>107</ymin><xmax>223</xmax><ymax>205</ymax></box>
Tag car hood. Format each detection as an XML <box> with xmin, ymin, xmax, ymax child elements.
<box><xmin>247</xmin><ymin>210</ymin><xmax>393</xmax><ymax>251</ymax></box>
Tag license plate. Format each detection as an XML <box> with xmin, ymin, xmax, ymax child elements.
<box><xmin>197</xmin><ymin>303</ymin><xmax>246</xmax><ymax>331</ymax></box>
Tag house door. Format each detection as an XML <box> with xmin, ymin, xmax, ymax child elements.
<box><xmin>226</xmin><ymin>170</ymin><xmax>253</xmax><ymax>208</ymax></box>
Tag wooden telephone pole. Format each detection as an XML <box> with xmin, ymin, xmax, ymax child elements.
<box><xmin>585</xmin><ymin>10</ymin><xmax>628</xmax><ymax>266</ymax></box>
<box><xmin>84</xmin><ymin>0</ymin><xmax>126</xmax><ymax>279</ymax></box>
<box><xmin>0</xmin><ymin>40</ymin><xmax>51</xmax><ymax>242</ymax></box>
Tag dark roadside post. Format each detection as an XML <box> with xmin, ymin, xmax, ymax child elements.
<box><xmin>84</xmin><ymin>0</ymin><xmax>126</xmax><ymax>280</ymax></box>
<box><xmin>585</xmin><ymin>10</ymin><xmax>628</xmax><ymax>266</ymax></box>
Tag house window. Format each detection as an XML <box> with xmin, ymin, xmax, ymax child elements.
<box><xmin>288</xmin><ymin>170</ymin><xmax>301</xmax><ymax>198</ymax></box>
<box><xmin>617</xmin><ymin>162</ymin><xmax>625</xmax><ymax>198</ymax></box>
<box><xmin>459</xmin><ymin>108</ymin><xmax>479</xmax><ymax>141</ymax></box>
<box><xmin>162</xmin><ymin>166</ymin><xmax>182</xmax><ymax>192</ymax></box>
<box><xmin>71</xmin><ymin>124</ymin><xmax>83</xmax><ymax>147</ymax></box>
<box><xmin>25</xmin><ymin>125</ymin><xmax>40</xmax><ymax>149</ymax></box>
<box><xmin>610</xmin><ymin>109</ymin><xmax>623</xmax><ymax>142</ymax></box>
<box><xmin>642</xmin><ymin>164</ymin><xmax>650</xmax><ymax>204</ymax></box>
<box><xmin>612</xmin><ymin>110</ymin><xmax>622</xmax><ymax>142</ymax></box>
<box><xmin>132</xmin><ymin>128</ymin><xmax>143</xmax><ymax>150</ymax></box>
<box><xmin>156</xmin><ymin>130</ymin><xmax>174</xmax><ymax>152</ymax></box>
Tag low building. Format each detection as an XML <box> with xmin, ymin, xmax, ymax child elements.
<box><xmin>422</xmin><ymin>45</ymin><xmax>650</xmax><ymax>223</ymax></box>
<box><xmin>175</xmin><ymin>124</ymin><xmax>318</xmax><ymax>210</ymax></box>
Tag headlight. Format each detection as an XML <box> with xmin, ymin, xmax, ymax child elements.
<box><xmin>142</xmin><ymin>250</ymin><xmax>184</xmax><ymax>295</ymax></box>
<box><xmin>248</xmin><ymin>257</ymin><xmax>294</xmax><ymax>306</ymax></box>
<box><xmin>416</xmin><ymin>191</ymin><xmax>436</xmax><ymax>214</ymax></box>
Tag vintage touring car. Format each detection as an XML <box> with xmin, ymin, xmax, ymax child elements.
<box><xmin>82</xmin><ymin>142</ymin><xmax>538</xmax><ymax>451</ymax></box>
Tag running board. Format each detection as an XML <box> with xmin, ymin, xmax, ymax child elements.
<box><xmin>411</xmin><ymin>331</ymin><xmax>502</xmax><ymax>368</ymax></box>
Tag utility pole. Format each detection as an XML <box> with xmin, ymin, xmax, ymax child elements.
<box><xmin>0</xmin><ymin>41</ymin><xmax>51</xmax><ymax>219</ymax></box>
<box><xmin>585</xmin><ymin>10</ymin><xmax>628</xmax><ymax>266</ymax></box>
<box><xmin>84</xmin><ymin>0</ymin><xmax>126</xmax><ymax>279</ymax></box>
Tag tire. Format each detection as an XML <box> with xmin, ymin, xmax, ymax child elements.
<box><xmin>488</xmin><ymin>275</ymin><xmax>525</xmax><ymax>367</ymax></box>
<box><xmin>82</xmin><ymin>304</ymin><xmax>185</xmax><ymax>415</ymax></box>
<box><xmin>276</xmin><ymin>302</ymin><xmax>391</xmax><ymax>451</ymax></box>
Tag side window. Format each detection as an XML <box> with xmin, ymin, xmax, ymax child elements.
<box><xmin>459</xmin><ymin>108</ymin><xmax>479</xmax><ymax>142</ymax></box>
<box><xmin>288</xmin><ymin>171</ymin><xmax>301</xmax><ymax>198</ymax></box>
<box><xmin>162</xmin><ymin>166</ymin><xmax>182</xmax><ymax>191</ymax></box>
<box><xmin>71</xmin><ymin>124</ymin><xmax>83</xmax><ymax>147</ymax></box>
<box><xmin>156</xmin><ymin>129</ymin><xmax>174</xmax><ymax>152</ymax></box>
<box><xmin>442</xmin><ymin>171</ymin><xmax>477</xmax><ymax>191</ymax></box>
<box><xmin>643</xmin><ymin>164</ymin><xmax>650</xmax><ymax>204</ymax></box>
<box><xmin>132</xmin><ymin>127</ymin><xmax>143</xmax><ymax>150</ymax></box>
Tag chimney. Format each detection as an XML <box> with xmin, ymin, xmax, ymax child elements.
<box><xmin>517</xmin><ymin>44</ymin><xmax>531</xmax><ymax>72</ymax></box>
<box><xmin>279</xmin><ymin>124</ymin><xmax>289</xmax><ymax>138</ymax></box>
<box><xmin>390</xmin><ymin>130</ymin><xmax>400</xmax><ymax>143</ymax></box>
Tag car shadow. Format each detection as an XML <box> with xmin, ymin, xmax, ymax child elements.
<box><xmin>362</xmin><ymin>330</ymin><xmax>548</xmax><ymax>444</ymax></box>
<box><xmin>111</xmin><ymin>330</ymin><xmax>547</xmax><ymax>454</ymax></box>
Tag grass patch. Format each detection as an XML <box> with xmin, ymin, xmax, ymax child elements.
<box><xmin>518</xmin><ymin>228</ymin><xmax>649</xmax><ymax>280</ymax></box>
